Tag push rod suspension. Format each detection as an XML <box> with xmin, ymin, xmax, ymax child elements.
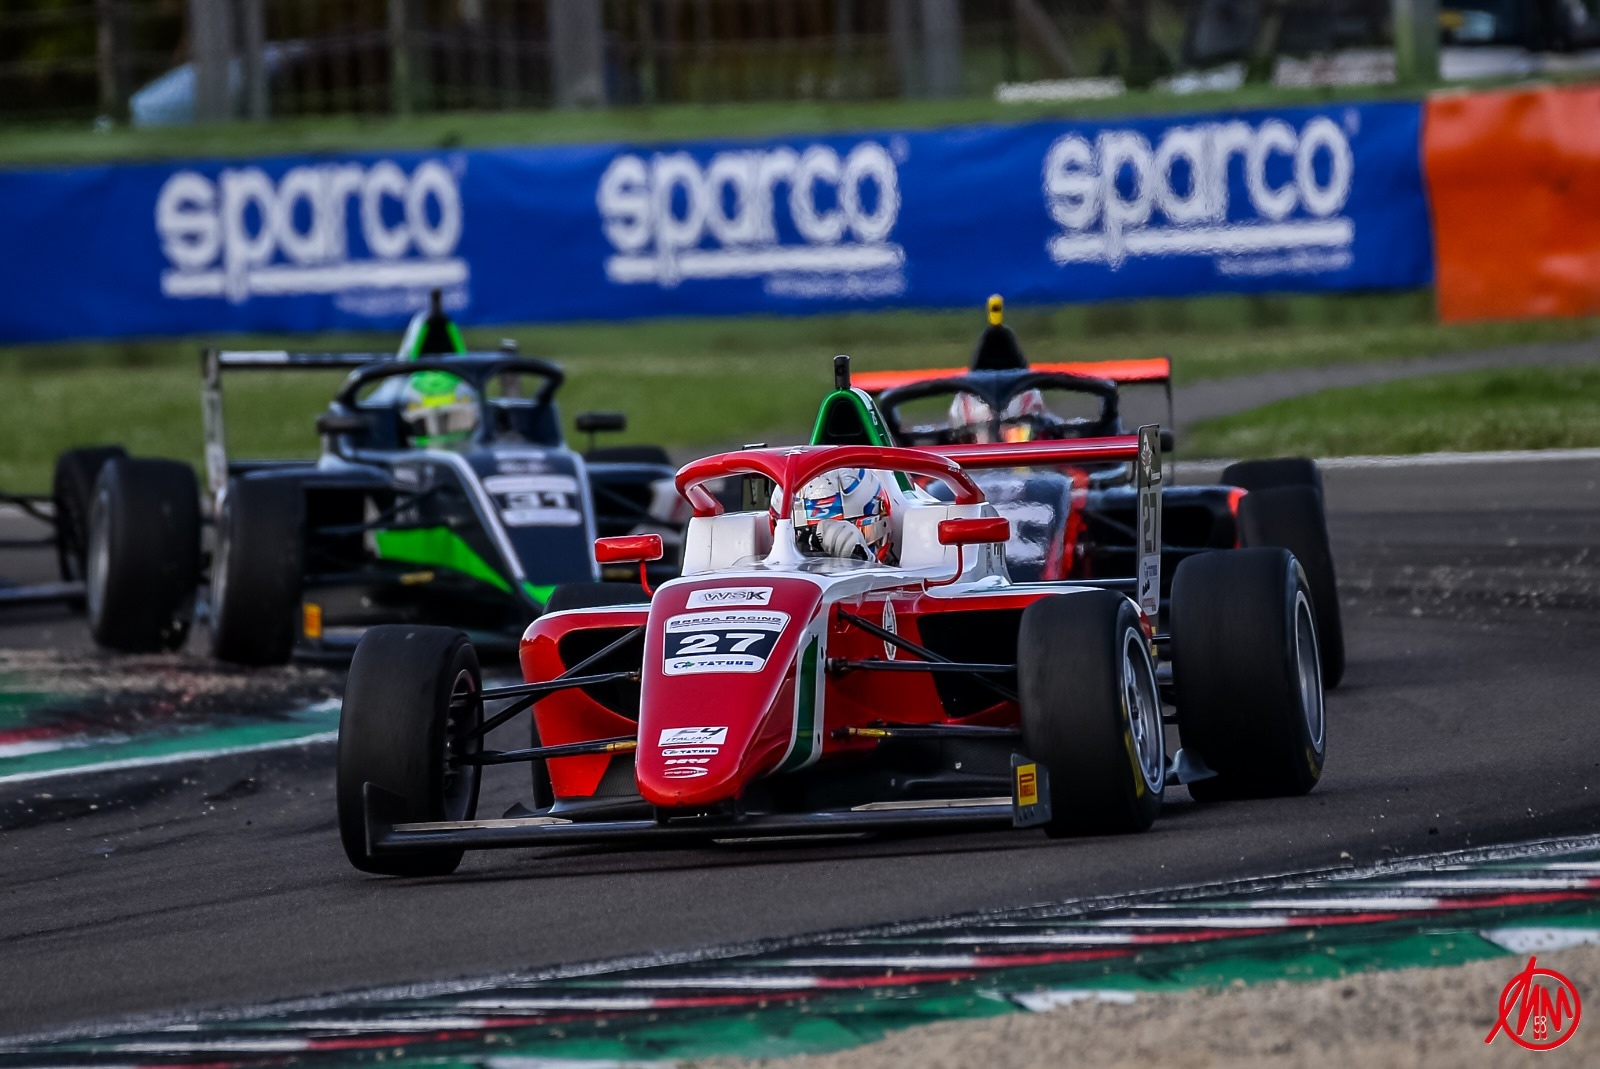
<box><xmin>829</xmin><ymin>659</ymin><xmax>1016</xmax><ymax>676</ymax></box>
<box><xmin>836</xmin><ymin>610</ymin><xmax>1018</xmax><ymax>704</ymax></box>
<box><xmin>454</xmin><ymin>735</ymin><xmax>638</xmax><ymax>766</ymax></box>
<box><xmin>832</xmin><ymin>722</ymin><xmax>1022</xmax><ymax>741</ymax></box>
<box><xmin>461</xmin><ymin>626</ymin><xmax>644</xmax><ymax>742</ymax></box>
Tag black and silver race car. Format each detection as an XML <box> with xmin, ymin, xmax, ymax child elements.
<box><xmin>58</xmin><ymin>295</ymin><xmax>686</xmax><ymax>665</ymax></box>
<box><xmin>854</xmin><ymin>297</ymin><xmax>1345</xmax><ymax>686</ymax></box>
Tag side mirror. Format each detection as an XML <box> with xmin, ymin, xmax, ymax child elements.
<box><xmin>594</xmin><ymin>533</ymin><xmax>664</xmax><ymax>564</ymax></box>
<box><xmin>315</xmin><ymin>412</ymin><xmax>367</xmax><ymax>436</ymax></box>
<box><xmin>1160</xmin><ymin>428</ymin><xmax>1175</xmax><ymax>453</ymax></box>
<box><xmin>937</xmin><ymin>516</ymin><xmax>1010</xmax><ymax>546</ymax></box>
<box><xmin>576</xmin><ymin>411</ymin><xmax>627</xmax><ymax>434</ymax></box>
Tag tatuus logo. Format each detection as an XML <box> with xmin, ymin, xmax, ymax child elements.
<box><xmin>155</xmin><ymin>159</ymin><xmax>467</xmax><ymax>304</ymax></box>
<box><xmin>1042</xmin><ymin>115</ymin><xmax>1355</xmax><ymax>275</ymax></box>
<box><xmin>596</xmin><ymin>142</ymin><xmax>904</xmax><ymax>298</ymax></box>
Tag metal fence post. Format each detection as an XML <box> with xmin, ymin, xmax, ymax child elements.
<box><xmin>549</xmin><ymin>0</ymin><xmax>606</xmax><ymax>108</ymax></box>
<box><xmin>389</xmin><ymin>0</ymin><xmax>413</xmax><ymax>115</ymax></box>
<box><xmin>919</xmin><ymin>0</ymin><xmax>962</xmax><ymax>98</ymax></box>
<box><xmin>887</xmin><ymin>0</ymin><xmax>919</xmax><ymax>97</ymax></box>
<box><xmin>189</xmin><ymin>0</ymin><xmax>234</xmax><ymax>123</ymax></box>
<box><xmin>96</xmin><ymin>0</ymin><xmax>128</xmax><ymax>121</ymax></box>
<box><xmin>238</xmin><ymin>0</ymin><xmax>267</xmax><ymax>119</ymax></box>
<box><xmin>1393</xmin><ymin>0</ymin><xmax>1440</xmax><ymax>84</ymax></box>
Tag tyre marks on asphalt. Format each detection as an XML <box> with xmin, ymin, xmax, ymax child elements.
<box><xmin>0</xmin><ymin>654</ymin><xmax>340</xmax><ymax>788</ymax></box>
<box><xmin>9</xmin><ymin>835</ymin><xmax>1600</xmax><ymax>1067</ymax></box>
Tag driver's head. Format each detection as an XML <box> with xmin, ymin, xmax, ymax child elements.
<box><xmin>999</xmin><ymin>388</ymin><xmax>1048</xmax><ymax>442</ymax></box>
<box><xmin>948</xmin><ymin>392</ymin><xmax>996</xmax><ymax>444</ymax></box>
<box><xmin>784</xmin><ymin>467</ymin><xmax>894</xmax><ymax>562</ymax></box>
<box><xmin>401</xmin><ymin>370</ymin><xmax>477</xmax><ymax>448</ymax></box>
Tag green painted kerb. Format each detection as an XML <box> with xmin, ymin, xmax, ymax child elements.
<box><xmin>373</xmin><ymin>527</ymin><xmax>512</xmax><ymax>593</ymax></box>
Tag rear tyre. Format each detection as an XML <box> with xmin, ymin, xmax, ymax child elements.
<box><xmin>1220</xmin><ymin>456</ymin><xmax>1323</xmax><ymax>498</ymax></box>
<box><xmin>545</xmin><ymin>581</ymin><xmax>649</xmax><ymax>614</ymax></box>
<box><xmin>1018</xmin><ymin>591</ymin><xmax>1164</xmax><ymax>836</ymax></box>
<box><xmin>337</xmin><ymin>626</ymin><xmax>483</xmax><ymax>877</ymax></box>
<box><xmin>52</xmin><ymin>446</ymin><xmax>126</xmax><ymax>598</ymax></box>
<box><xmin>1238</xmin><ymin>485</ymin><xmax>1345</xmax><ymax>688</ymax></box>
<box><xmin>1171</xmin><ymin>548</ymin><xmax>1325</xmax><ymax>801</ymax></box>
<box><xmin>86</xmin><ymin>458</ymin><xmax>201</xmax><ymax>653</ymax></box>
<box><xmin>210</xmin><ymin>478</ymin><xmax>304</xmax><ymax>666</ymax></box>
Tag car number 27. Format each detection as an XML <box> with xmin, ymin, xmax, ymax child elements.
<box><xmin>661</xmin><ymin>609</ymin><xmax>789</xmax><ymax>675</ymax></box>
<box><xmin>667</xmin><ymin>630</ymin><xmax>777</xmax><ymax>660</ymax></box>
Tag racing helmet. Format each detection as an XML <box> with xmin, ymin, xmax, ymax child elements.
<box><xmin>947</xmin><ymin>388</ymin><xmax>1048</xmax><ymax>443</ymax></box>
<box><xmin>999</xmin><ymin>388</ymin><xmax>1049</xmax><ymax>443</ymax></box>
<box><xmin>401</xmin><ymin>369</ymin><xmax>478</xmax><ymax>448</ymax></box>
<box><xmin>948</xmin><ymin>392</ymin><xmax>997</xmax><ymax>443</ymax></box>
<box><xmin>781</xmin><ymin>467</ymin><xmax>895</xmax><ymax>562</ymax></box>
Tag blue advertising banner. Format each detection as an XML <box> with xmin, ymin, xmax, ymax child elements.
<box><xmin>0</xmin><ymin>101</ymin><xmax>1432</xmax><ymax>343</ymax></box>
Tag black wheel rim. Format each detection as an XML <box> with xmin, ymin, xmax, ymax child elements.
<box><xmin>1122</xmin><ymin>627</ymin><xmax>1166</xmax><ymax>795</ymax></box>
<box><xmin>1294</xmin><ymin>590</ymin><xmax>1325</xmax><ymax>750</ymax></box>
<box><xmin>443</xmin><ymin>667</ymin><xmax>482</xmax><ymax>820</ymax></box>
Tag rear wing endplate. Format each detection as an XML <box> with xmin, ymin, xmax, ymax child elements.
<box><xmin>1135</xmin><ymin>424</ymin><xmax>1162</xmax><ymax>620</ymax></box>
<box><xmin>200</xmin><ymin>350</ymin><xmax>391</xmax><ymax>501</ymax></box>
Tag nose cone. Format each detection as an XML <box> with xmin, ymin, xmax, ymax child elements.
<box><xmin>633</xmin><ymin>579</ymin><xmax>823</xmax><ymax>809</ymax></box>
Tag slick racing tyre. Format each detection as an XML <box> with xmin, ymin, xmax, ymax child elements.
<box><xmin>1238</xmin><ymin>484</ymin><xmax>1345</xmax><ymax>688</ymax></box>
<box><xmin>210</xmin><ymin>477</ymin><xmax>303</xmax><ymax>666</ymax></box>
<box><xmin>337</xmin><ymin>626</ymin><xmax>483</xmax><ymax>877</ymax></box>
<box><xmin>545</xmin><ymin>581</ymin><xmax>649</xmax><ymax>613</ymax></box>
<box><xmin>1018</xmin><ymin>591</ymin><xmax>1164</xmax><ymax>836</ymax></box>
<box><xmin>52</xmin><ymin>445</ymin><xmax>126</xmax><ymax>599</ymax></box>
<box><xmin>1171</xmin><ymin>548</ymin><xmax>1325</xmax><ymax>801</ymax></box>
<box><xmin>1220</xmin><ymin>456</ymin><xmax>1324</xmax><ymax>498</ymax></box>
<box><xmin>86</xmin><ymin>458</ymin><xmax>201</xmax><ymax>653</ymax></box>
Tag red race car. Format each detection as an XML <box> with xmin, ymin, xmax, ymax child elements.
<box><xmin>337</xmin><ymin>387</ymin><xmax>1325</xmax><ymax>877</ymax></box>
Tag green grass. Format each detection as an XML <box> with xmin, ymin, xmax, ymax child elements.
<box><xmin>3</xmin><ymin>294</ymin><xmax>1597</xmax><ymax>490</ymax></box>
<box><xmin>0</xmin><ymin>83</ymin><xmax>1423</xmax><ymax>166</ymax></box>
<box><xmin>1187</xmin><ymin>365</ymin><xmax>1600</xmax><ymax>458</ymax></box>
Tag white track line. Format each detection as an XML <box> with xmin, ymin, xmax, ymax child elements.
<box><xmin>0</xmin><ymin>731</ymin><xmax>338</xmax><ymax>787</ymax></box>
<box><xmin>1181</xmin><ymin>446</ymin><xmax>1600</xmax><ymax>475</ymax></box>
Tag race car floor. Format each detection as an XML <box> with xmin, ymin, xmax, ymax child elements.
<box><xmin>0</xmin><ymin>453</ymin><xmax>1597</xmax><ymax>1045</ymax></box>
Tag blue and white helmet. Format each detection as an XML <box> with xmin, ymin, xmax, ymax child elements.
<box><xmin>782</xmin><ymin>467</ymin><xmax>894</xmax><ymax>562</ymax></box>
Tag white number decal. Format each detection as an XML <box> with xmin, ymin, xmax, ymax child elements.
<box><xmin>677</xmin><ymin>633</ymin><xmax>719</xmax><ymax>656</ymax></box>
<box><xmin>726</xmin><ymin>632</ymin><xmax>765</xmax><ymax>653</ymax></box>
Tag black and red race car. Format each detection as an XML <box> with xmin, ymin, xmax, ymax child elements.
<box><xmin>337</xmin><ymin>379</ymin><xmax>1327</xmax><ymax>877</ymax></box>
<box><xmin>853</xmin><ymin>297</ymin><xmax>1344</xmax><ymax>687</ymax></box>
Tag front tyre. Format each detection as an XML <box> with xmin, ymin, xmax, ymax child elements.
<box><xmin>1019</xmin><ymin>591</ymin><xmax>1164</xmax><ymax>836</ymax></box>
<box><xmin>337</xmin><ymin>626</ymin><xmax>483</xmax><ymax>877</ymax></box>
<box><xmin>1171</xmin><ymin>548</ymin><xmax>1325</xmax><ymax>800</ymax></box>
<box><xmin>210</xmin><ymin>477</ymin><xmax>303</xmax><ymax>666</ymax></box>
<box><xmin>86</xmin><ymin>458</ymin><xmax>201</xmax><ymax>653</ymax></box>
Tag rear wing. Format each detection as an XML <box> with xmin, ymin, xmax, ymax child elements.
<box><xmin>200</xmin><ymin>350</ymin><xmax>393</xmax><ymax>501</ymax></box>
<box><xmin>922</xmin><ymin>427</ymin><xmax>1163</xmax><ymax>617</ymax></box>
<box><xmin>851</xmin><ymin>358</ymin><xmax>1172</xmax><ymax>394</ymax></box>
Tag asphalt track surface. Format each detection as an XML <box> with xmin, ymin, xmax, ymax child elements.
<box><xmin>2</xmin><ymin>454</ymin><xmax>1598</xmax><ymax>1038</ymax></box>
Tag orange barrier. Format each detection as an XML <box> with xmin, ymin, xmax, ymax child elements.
<box><xmin>1426</xmin><ymin>86</ymin><xmax>1600</xmax><ymax>323</ymax></box>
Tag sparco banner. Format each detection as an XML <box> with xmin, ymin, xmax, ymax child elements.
<box><xmin>0</xmin><ymin>101</ymin><xmax>1431</xmax><ymax>343</ymax></box>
